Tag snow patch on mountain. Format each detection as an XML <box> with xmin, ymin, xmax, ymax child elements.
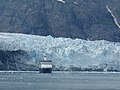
<box><xmin>57</xmin><ymin>0</ymin><xmax>65</xmax><ymax>3</ymax></box>
<box><xmin>106</xmin><ymin>5</ymin><xmax>120</xmax><ymax>29</ymax></box>
<box><xmin>0</xmin><ymin>33</ymin><xmax>120</xmax><ymax>71</ymax></box>
<box><xmin>73</xmin><ymin>2</ymin><xmax>78</xmax><ymax>5</ymax></box>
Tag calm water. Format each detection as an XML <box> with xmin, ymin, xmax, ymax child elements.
<box><xmin>0</xmin><ymin>71</ymin><xmax>120</xmax><ymax>90</ymax></box>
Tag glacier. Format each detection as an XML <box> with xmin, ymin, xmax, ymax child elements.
<box><xmin>0</xmin><ymin>32</ymin><xmax>120</xmax><ymax>71</ymax></box>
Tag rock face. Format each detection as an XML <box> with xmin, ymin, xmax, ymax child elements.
<box><xmin>0</xmin><ymin>50</ymin><xmax>38</xmax><ymax>71</ymax></box>
<box><xmin>0</xmin><ymin>0</ymin><xmax>120</xmax><ymax>42</ymax></box>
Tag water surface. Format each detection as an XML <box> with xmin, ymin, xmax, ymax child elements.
<box><xmin>0</xmin><ymin>71</ymin><xmax>120</xmax><ymax>90</ymax></box>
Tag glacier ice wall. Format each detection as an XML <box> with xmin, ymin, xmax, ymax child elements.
<box><xmin>0</xmin><ymin>33</ymin><xmax>120</xmax><ymax>70</ymax></box>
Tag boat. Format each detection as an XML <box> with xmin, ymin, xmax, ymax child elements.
<box><xmin>39</xmin><ymin>56</ymin><xmax>52</xmax><ymax>73</ymax></box>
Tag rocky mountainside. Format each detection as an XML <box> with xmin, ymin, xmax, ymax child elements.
<box><xmin>0</xmin><ymin>0</ymin><xmax>120</xmax><ymax>42</ymax></box>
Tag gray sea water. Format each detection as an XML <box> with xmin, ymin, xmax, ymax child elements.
<box><xmin>0</xmin><ymin>71</ymin><xmax>120</xmax><ymax>90</ymax></box>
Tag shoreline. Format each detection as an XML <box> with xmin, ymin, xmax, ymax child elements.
<box><xmin>0</xmin><ymin>71</ymin><xmax>120</xmax><ymax>74</ymax></box>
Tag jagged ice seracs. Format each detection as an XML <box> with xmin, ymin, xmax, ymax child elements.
<box><xmin>0</xmin><ymin>32</ymin><xmax>120</xmax><ymax>70</ymax></box>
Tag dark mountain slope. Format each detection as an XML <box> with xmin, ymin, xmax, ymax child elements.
<box><xmin>0</xmin><ymin>0</ymin><xmax>120</xmax><ymax>42</ymax></box>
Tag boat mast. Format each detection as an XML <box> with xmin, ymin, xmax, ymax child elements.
<box><xmin>44</xmin><ymin>55</ymin><xmax>47</xmax><ymax>61</ymax></box>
